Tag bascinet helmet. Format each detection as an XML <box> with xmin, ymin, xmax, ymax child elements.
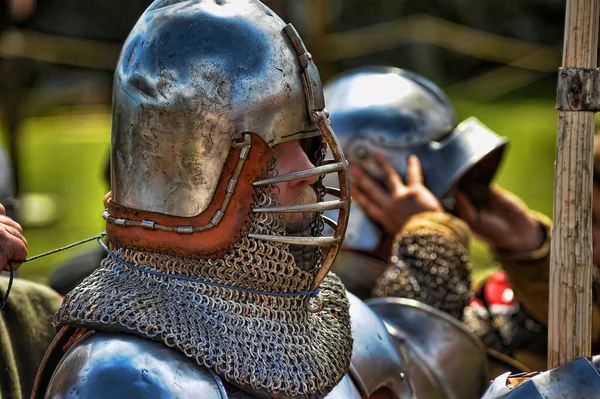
<box><xmin>54</xmin><ymin>1</ymin><xmax>353</xmax><ymax>398</ymax></box>
<box><xmin>324</xmin><ymin>66</ymin><xmax>507</xmax><ymax>252</ymax></box>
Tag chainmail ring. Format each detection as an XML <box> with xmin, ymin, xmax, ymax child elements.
<box><xmin>372</xmin><ymin>228</ymin><xmax>472</xmax><ymax>320</ymax></box>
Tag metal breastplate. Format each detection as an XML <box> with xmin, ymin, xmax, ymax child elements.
<box><xmin>43</xmin><ymin>332</ymin><xmax>227</xmax><ymax>399</ymax></box>
<box><xmin>367</xmin><ymin>296</ymin><xmax>490</xmax><ymax>399</ymax></box>
<box><xmin>347</xmin><ymin>292</ymin><xmax>416</xmax><ymax>398</ymax></box>
<box><xmin>42</xmin><ymin>331</ymin><xmax>363</xmax><ymax>399</ymax></box>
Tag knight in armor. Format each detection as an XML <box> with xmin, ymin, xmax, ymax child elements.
<box><xmin>0</xmin><ymin>2</ymin><xmax>596</xmax><ymax>396</ymax></box>
<box><xmin>324</xmin><ymin>66</ymin><xmax>507</xmax><ymax>317</ymax></box>
<box><xmin>322</xmin><ymin>66</ymin><xmax>540</xmax><ymax>379</ymax></box>
<box><xmin>26</xmin><ymin>1</ymin><xmax>413</xmax><ymax>398</ymax></box>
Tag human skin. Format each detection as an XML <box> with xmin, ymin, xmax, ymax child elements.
<box><xmin>271</xmin><ymin>139</ymin><xmax>319</xmax><ymax>223</ymax></box>
<box><xmin>454</xmin><ymin>185</ymin><xmax>545</xmax><ymax>255</ymax></box>
<box><xmin>349</xmin><ymin>153</ymin><xmax>443</xmax><ymax>236</ymax></box>
<box><xmin>0</xmin><ymin>203</ymin><xmax>27</xmax><ymax>271</ymax></box>
<box><xmin>348</xmin><ymin>153</ymin><xmax>444</xmax><ymax>262</ymax></box>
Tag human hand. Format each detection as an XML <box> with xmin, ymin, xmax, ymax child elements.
<box><xmin>350</xmin><ymin>153</ymin><xmax>443</xmax><ymax>236</ymax></box>
<box><xmin>0</xmin><ymin>203</ymin><xmax>27</xmax><ymax>271</ymax></box>
<box><xmin>455</xmin><ymin>185</ymin><xmax>544</xmax><ymax>253</ymax></box>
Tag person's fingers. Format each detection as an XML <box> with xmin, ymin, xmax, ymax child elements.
<box><xmin>4</xmin><ymin>225</ymin><xmax>27</xmax><ymax>247</ymax></box>
<box><xmin>0</xmin><ymin>204</ymin><xmax>5</xmax><ymax>216</ymax></box>
<box><xmin>351</xmin><ymin>184</ymin><xmax>392</xmax><ymax>231</ymax></box>
<box><xmin>9</xmin><ymin>238</ymin><xmax>27</xmax><ymax>263</ymax></box>
<box><xmin>350</xmin><ymin>165</ymin><xmax>392</xmax><ymax>207</ymax></box>
<box><xmin>455</xmin><ymin>191</ymin><xmax>479</xmax><ymax>226</ymax></box>
<box><xmin>406</xmin><ymin>155</ymin><xmax>424</xmax><ymax>186</ymax></box>
<box><xmin>0</xmin><ymin>215</ymin><xmax>23</xmax><ymax>233</ymax></box>
<box><xmin>372</xmin><ymin>152</ymin><xmax>404</xmax><ymax>191</ymax></box>
<box><xmin>0</xmin><ymin>235</ymin><xmax>27</xmax><ymax>271</ymax></box>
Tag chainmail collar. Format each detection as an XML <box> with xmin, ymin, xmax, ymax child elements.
<box><xmin>53</xmin><ymin>184</ymin><xmax>353</xmax><ymax>399</ymax></box>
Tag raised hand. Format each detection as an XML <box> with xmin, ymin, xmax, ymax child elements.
<box><xmin>0</xmin><ymin>203</ymin><xmax>27</xmax><ymax>271</ymax></box>
<box><xmin>350</xmin><ymin>153</ymin><xmax>443</xmax><ymax>236</ymax></box>
<box><xmin>455</xmin><ymin>185</ymin><xmax>544</xmax><ymax>253</ymax></box>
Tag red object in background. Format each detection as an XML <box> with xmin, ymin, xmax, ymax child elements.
<box><xmin>470</xmin><ymin>270</ymin><xmax>519</xmax><ymax>316</ymax></box>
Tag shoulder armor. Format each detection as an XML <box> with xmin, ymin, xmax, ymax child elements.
<box><xmin>347</xmin><ymin>292</ymin><xmax>416</xmax><ymax>398</ymax></box>
<box><xmin>44</xmin><ymin>332</ymin><xmax>226</xmax><ymax>399</ymax></box>
<box><xmin>367</xmin><ymin>296</ymin><xmax>489</xmax><ymax>399</ymax></box>
<box><xmin>481</xmin><ymin>356</ymin><xmax>600</xmax><ymax>398</ymax></box>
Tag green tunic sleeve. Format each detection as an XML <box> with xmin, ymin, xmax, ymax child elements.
<box><xmin>0</xmin><ymin>277</ymin><xmax>61</xmax><ymax>399</ymax></box>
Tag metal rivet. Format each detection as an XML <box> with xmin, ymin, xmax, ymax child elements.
<box><xmin>239</xmin><ymin>146</ymin><xmax>250</xmax><ymax>160</ymax></box>
<box><xmin>211</xmin><ymin>210</ymin><xmax>225</xmax><ymax>225</ymax></box>
<box><xmin>306</xmin><ymin>295</ymin><xmax>324</xmax><ymax>313</ymax></box>
<box><xmin>176</xmin><ymin>225</ymin><xmax>194</xmax><ymax>234</ymax></box>
<box><xmin>141</xmin><ymin>220</ymin><xmax>156</xmax><ymax>230</ymax></box>
<box><xmin>226</xmin><ymin>179</ymin><xmax>237</xmax><ymax>193</ymax></box>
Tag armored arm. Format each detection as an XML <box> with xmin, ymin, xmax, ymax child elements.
<box><xmin>371</xmin><ymin>212</ymin><xmax>472</xmax><ymax>320</ymax></box>
<box><xmin>43</xmin><ymin>332</ymin><xmax>226</xmax><ymax>399</ymax></box>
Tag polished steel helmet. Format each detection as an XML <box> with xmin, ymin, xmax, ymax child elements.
<box><xmin>89</xmin><ymin>2</ymin><xmax>354</xmax><ymax>397</ymax></box>
<box><xmin>323</xmin><ymin>66</ymin><xmax>507</xmax><ymax>251</ymax></box>
<box><xmin>102</xmin><ymin>0</ymin><xmax>349</xmax><ymax>289</ymax></box>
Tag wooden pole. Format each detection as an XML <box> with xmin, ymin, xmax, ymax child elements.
<box><xmin>549</xmin><ymin>0</ymin><xmax>600</xmax><ymax>369</ymax></box>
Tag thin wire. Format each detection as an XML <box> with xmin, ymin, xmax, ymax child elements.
<box><xmin>0</xmin><ymin>261</ymin><xmax>13</xmax><ymax>313</ymax></box>
<box><xmin>19</xmin><ymin>233</ymin><xmax>107</xmax><ymax>262</ymax></box>
<box><xmin>0</xmin><ymin>232</ymin><xmax>107</xmax><ymax>313</ymax></box>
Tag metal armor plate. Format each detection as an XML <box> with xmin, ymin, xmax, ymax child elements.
<box><xmin>367</xmin><ymin>296</ymin><xmax>489</xmax><ymax>399</ymax></box>
<box><xmin>481</xmin><ymin>356</ymin><xmax>600</xmax><ymax>399</ymax></box>
<box><xmin>43</xmin><ymin>330</ymin><xmax>362</xmax><ymax>399</ymax></box>
<box><xmin>347</xmin><ymin>292</ymin><xmax>416</xmax><ymax>398</ymax></box>
<box><xmin>44</xmin><ymin>332</ymin><xmax>227</xmax><ymax>399</ymax></box>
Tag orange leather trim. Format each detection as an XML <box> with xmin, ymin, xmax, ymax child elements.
<box><xmin>106</xmin><ymin>134</ymin><xmax>273</xmax><ymax>258</ymax></box>
<box><xmin>31</xmin><ymin>327</ymin><xmax>77</xmax><ymax>399</ymax></box>
<box><xmin>62</xmin><ymin>328</ymin><xmax>90</xmax><ymax>352</ymax></box>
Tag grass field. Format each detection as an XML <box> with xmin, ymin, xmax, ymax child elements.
<box><xmin>1</xmin><ymin>97</ymin><xmax>559</xmax><ymax>284</ymax></box>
